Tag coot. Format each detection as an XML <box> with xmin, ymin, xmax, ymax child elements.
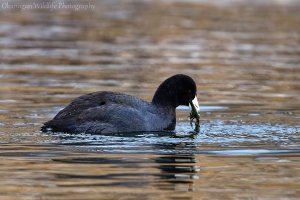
<box><xmin>42</xmin><ymin>74</ymin><xmax>200</xmax><ymax>134</ymax></box>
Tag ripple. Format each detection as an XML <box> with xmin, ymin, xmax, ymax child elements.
<box><xmin>36</xmin><ymin>120</ymin><xmax>300</xmax><ymax>154</ymax></box>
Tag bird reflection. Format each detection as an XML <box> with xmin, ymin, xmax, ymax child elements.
<box><xmin>50</xmin><ymin>131</ymin><xmax>200</xmax><ymax>195</ymax></box>
<box><xmin>153</xmin><ymin>141</ymin><xmax>199</xmax><ymax>192</ymax></box>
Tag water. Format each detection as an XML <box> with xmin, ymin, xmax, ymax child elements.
<box><xmin>0</xmin><ymin>0</ymin><xmax>300</xmax><ymax>199</ymax></box>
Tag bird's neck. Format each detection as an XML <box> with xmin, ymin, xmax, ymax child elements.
<box><xmin>152</xmin><ymin>88</ymin><xmax>177</xmax><ymax>108</ymax></box>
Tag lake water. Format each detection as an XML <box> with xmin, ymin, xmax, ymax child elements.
<box><xmin>0</xmin><ymin>0</ymin><xmax>300</xmax><ymax>199</ymax></box>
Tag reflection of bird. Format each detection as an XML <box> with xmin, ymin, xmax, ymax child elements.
<box><xmin>155</xmin><ymin>154</ymin><xmax>199</xmax><ymax>192</ymax></box>
<box><xmin>42</xmin><ymin>74</ymin><xmax>199</xmax><ymax>134</ymax></box>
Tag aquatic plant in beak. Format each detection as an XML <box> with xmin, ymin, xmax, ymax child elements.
<box><xmin>189</xmin><ymin>96</ymin><xmax>200</xmax><ymax>132</ymax></box>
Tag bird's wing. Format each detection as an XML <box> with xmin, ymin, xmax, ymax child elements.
<box><xmin>43</xmin><ymin>91</ymin><xmax>153</xmax><ymax>132</ymax></box>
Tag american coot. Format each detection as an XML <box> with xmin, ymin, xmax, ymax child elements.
<box><xmin>42</xmin><ymin>74</ymin><xmax>200</xmax><ymax>134</ymax></box>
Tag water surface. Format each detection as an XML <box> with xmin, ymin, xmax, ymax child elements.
<box><xmin>0</xmin><ymin>0</ymin><xmax>300</xmax><ymax>199</ymax></box>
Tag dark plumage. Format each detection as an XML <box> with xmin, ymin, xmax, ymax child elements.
<box><xmin>42</xmin><ymin>74</ymin><xmax>199</xmax><ymax>134</ymax></box>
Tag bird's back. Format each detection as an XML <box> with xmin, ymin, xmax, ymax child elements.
<box><xmin>42</xmin><ymin>91</ymin><xmax>173</xmax><ymax>134</ymax></box>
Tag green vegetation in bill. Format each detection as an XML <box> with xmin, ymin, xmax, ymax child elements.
<box><xmin>189</xmin><ymin>100</ymin><xmax>200</xmax><ymax>132</ymax></box>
